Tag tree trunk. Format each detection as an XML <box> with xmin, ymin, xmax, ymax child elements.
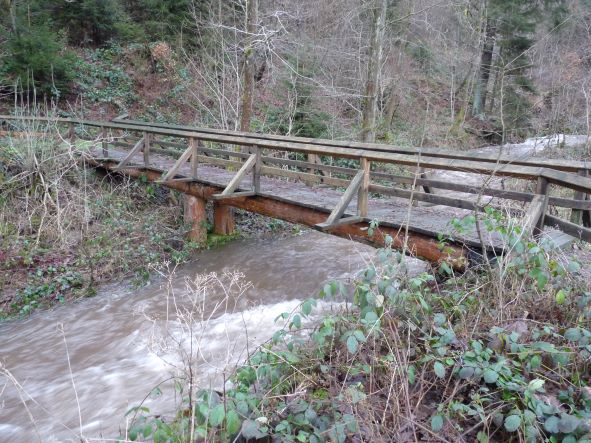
<box><xmin>240</xmin><ymin>0</ymin><xmax>258</xmax><ymax>133</ymax></box>
<box><xmin>360</xmin><ymin>0</ymin><xmax>388</xmax><ymax>143</ymax></box>
<box><xmin>472</xmin><ymin>16</ymin><xmax>496</xmax><ymax>117</ymax></box>
<box><xmin>384</xmin><ymin>83</ymin><xmax>398</xmax><ymax>127</ymax></box>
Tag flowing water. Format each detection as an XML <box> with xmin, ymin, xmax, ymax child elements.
<box><xmin>0</xmin><ymin>231</ymin><xmax>426</xmax><ymax>443</ymax></box>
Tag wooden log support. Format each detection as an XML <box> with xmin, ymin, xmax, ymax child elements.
<box><xmin>214</xmin><ymin>153</ymin><xmax>257</xmax><ymax>198</ymax></box>
<box><xmin>143</xmin><ymin>132</ymin><xmax>151</xmax><ymax>167</ymax></box>
<box><xmin>570</xmin><ymin>169</ymin><xmax>590</xmax><ymax>226</ymax></box>
<box><xmin>101</xmin><ymin>126</ymin><xmax>109</xmax><ymax>157</ymax></box>
<box><xmin>316</xmin><ymin>169</ymin><xmax>365</xmax><ymax>230</ymax></box>
<box><xmin>357</xmin><ymin>158</ymin><xmax>370</xmax><ymax>217</ymax></box>
<box><xmin>252</xmin><ymin>145</ymin><xmax>261</xmax><ymax>193</ymax></box>
<box><xmin>159</xmin><ymin>144</ymin><xmax>194</xmax><ymax>182</ymax></box>
<box><xmin>184</xmin><ymin>195</ymin><xmax>207</xmax><ymax>243</ymax></box>
<box><xmin>114</xmin><ymin>135</ymin><xmax>145</xmax><ymax>170</ymax></box>
<box><xmin>213</xmin><ymin>203</ymin><xmax>236</xmax><ymax>235</ymax></box>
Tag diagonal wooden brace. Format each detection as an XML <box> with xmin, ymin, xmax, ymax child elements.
<box><xmin>523</xmin><ymin>194</ymin><xmax>549</xmax><ymax>237</ymax></box>
<box><xmin>213</xmin><ymin>154</ymin><xmax>257</xmax><ymax>199</ymax></box>
<box><xmin>315</xmin><ymin>169</ymin><xmax>365</xmax><ymax>230</ymax></box>
<box><xmin>159</xmin><ymin>145</ymin><xmax>194</xmax><ymax>182</ymax></box>
<box><xmin>114</xmin><ymin>136</ymin><xmax>145</xmax><ymax>170</ymax></box>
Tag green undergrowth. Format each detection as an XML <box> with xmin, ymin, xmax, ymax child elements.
<box><xmin>125</xmin><ymin>209</ymin><xmax>589</xmax><ymax>442</ymax></box>
<box><xmin>0</xmin><ymin>134</ymin><xmax>241</xmax><ymax>320</ymax></box>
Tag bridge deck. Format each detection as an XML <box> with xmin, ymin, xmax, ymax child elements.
<box><xmin>89</xmin><ymin>146</ymin><xmax>501</xmax><ymax>250</ymax></box>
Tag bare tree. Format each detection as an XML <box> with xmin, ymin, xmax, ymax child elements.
<box><xmin>240</xmin><ymin>0</ymin><xmax>258</xmax><ymax>132</ymax></box>
<box><xmin>360</xmin><ymin>0</ymin><xmax>388</xmax><ymax>143</ymax></box>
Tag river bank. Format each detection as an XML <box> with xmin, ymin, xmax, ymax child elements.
<box><xmin>0</xmin><ymin>230</ymin><xmax>429</xmax><ymax>442</ymax></box>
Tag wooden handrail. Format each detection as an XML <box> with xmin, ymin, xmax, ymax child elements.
<box><xmin>108</xmin><ymin>117</ymin><xmax>590</xmax><ymax>173</ymax></box>
<box><xmin>2</xmin><ymin>115</ymin><xmax>590</xmax><ymax>174</ymax></box>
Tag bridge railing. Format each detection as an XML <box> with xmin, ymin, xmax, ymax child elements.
<box><xmin>2</xmin><ymin>115</ymin><xmax>591</xmax><ymax>243</ymax></box>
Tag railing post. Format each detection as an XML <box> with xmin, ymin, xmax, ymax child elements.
<box><xmin>143</xmin><ymin>132</ymin><xmax>150</xmax><ymax>167</ymax></box>
<box><xmin>357</xmin><ymin>157</ymin><xmax>370</xmax><ymax>217</ymax></box>
<box><xmin>101</xmin><ymin>126</ymin><xmax>109</xmax><ymax>157</ymax></box>
<box><xmin>252</xmin><ymin>144</ymin><xmax>261</xmax><ymax>193</ymax></box>
<box><xmin>570</xmin><ymin>169</ymin><xmax>590</xmax><ymax>226</ymax></box>
<box><xmin>190</xmin><ymin>137</ymin><xmax>199</xmax><ymax>179</ymax></box>
<box><xmin>308</xmin><ymin>154</ymin><xmax>319</xmax><ymax>175</ymax></box>
<box><xmin>535</xmin><ymin>176</ymin><xmax>549</xmax><ymax>235</ymax></box>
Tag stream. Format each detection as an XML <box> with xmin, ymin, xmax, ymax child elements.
<box><xmin>1</xmin><ymin>134</ymin><xmax>583</xmax><ymax>443</ymax></box>
<box><xmin>0</xmin><ymin>231</ymin><xmax>425</xmax><ymax>442</ymax></box>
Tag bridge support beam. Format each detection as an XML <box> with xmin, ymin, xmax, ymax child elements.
<box><xmin>184</xmin><ymin>195</ymin><xmax>207</xmax><ymax>243</ymax></box>
<box><xmin>213</xmin><ymin>203</ymin><xmax>235</xmax><ymax>235</ymax></box>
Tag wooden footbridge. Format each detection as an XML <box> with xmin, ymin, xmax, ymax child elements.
<box><xmin>3</xmin><ymin>115</ymin><xmax>591</xmax><ymax>267</ymax></box>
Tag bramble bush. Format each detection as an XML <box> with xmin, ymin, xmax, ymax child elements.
<box><xmin>125</xmin><ymin>209</ymin><xmax>589</xmax><ymax>442</ymax></box>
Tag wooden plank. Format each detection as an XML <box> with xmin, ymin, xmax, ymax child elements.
<box><xmin>546</xmin><ymin>231</ymin><xmax>575</xmax><ymax>249</ymax></box>
<box><xmin>260</xmin><ymin>165</ymin><xmax>349</xmax><ymax>187</ymax></box>
<box><xmin>522</xmin><ymin>194</ymin><xmax>548</xmax><ymax>237</ymax></box>
<box><xmin>315</xmin><ymin>216</ymin><xmax>363</xmax><ymax>231</ymax></box>
<box><xmin>159</xmin><ymin>145</ymin><xmax>194</xmax><ymax>181</ymax></box>
<box><xmin>114</xmin><ymin>136</ymin><xmax>145</xmax><ymax>170</ymax></box>
<box><xmin>211</xmin><ymin>191</ymin><xmax>256</xmax><ymax>201</ymax></box>
<box><xmin>319</xmin><ymin>169</ymin><xmax>365</xmax><ymax>228</ymax></box>
<box><xmin>542</xmin><ymin>168</ymin><xmax>591</xmax><ymax>194</ymax></box>
<box><xmin>370</xmin><ymin>184</ymin><xmax>481</xmax><ymax>211</ymax></box>
<box><xmin>544</xmin><ymin>214</ymin><xmax>591</xmax><ymax>243</ymax></box>
<box><xmin>220</xmin><ymin>154</ymin><xmax>257</xmax><ymax>196</ymax></box>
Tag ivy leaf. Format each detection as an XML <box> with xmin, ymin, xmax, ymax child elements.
<box><xmin>431</xmin><ymin>414</ymin><xmax>444</xmax><ymax>432</ymax></box>
<box><xmin>458</xmin><ymin>366</ymin><xmax>475</xmax><ymax>379</ymax></box>
<box><xmin>530</xmin><ymin>355</ymin><xmax>542</xmax><ymax>369</ymax></box>
<box><xmin>209</xmin><ymin>404</ymin><xmax>225</xmax><ymax>427</ymax></box>
<box><xmin>544</xmin><ymin>416</ymin><xmax>559</xmax><ymax>434</ymax></box>
<box><xmin>433</xmin><ymin>313</ymin><xmax>446</xmax><ymax>326</ymax></box>
<box><xmin>555</xmin><ymin>289</ymin><xmax>567</xmax><ymax>305</ymax></box>
<box><xmin>301</xmin><ymin>299</ymin><xmax>313</xmax><ymax>316</ymax></box>
<box><xmin>241</xmin><ymin>419</ymin><xmax>267</xmax><ymax>440</ymax></box>
<box><xmin>504</xmin><ymin>415</ymin><xmax>522</xmax><ymax>432</ymax></box>
<box><xmin>483</xmin><ymin>369</ymin><xmax>498</xmax><ymax>384</ymax></box>
<box><xmin>226</xmin><ymin>410</ymin><xmax>241</xmax><ymax>435</ymax></box>
<box><xmin>434</xmin><ymin>361</ymin><xmax>446</xmax><ymax>379</ymax></box>
<box><xmin>346</xmin><ymin>335</ymin><xmax>358</xmax><ymax>354</ymax></box>
<box><xmin>564</xmin><ymin>328</ymin><xmax>581</xmax><ymax>342</ymax></box>
<box><xmin>527</xmin><ymin>379</ymin><xmax>545</xmax><ymax>392</ymax></box>
<box><xmin>558</xmin><ymin>413</ymin><xmax>580</xmax><ymax>434</ymax></box>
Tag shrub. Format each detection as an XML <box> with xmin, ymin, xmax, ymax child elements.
<box><xmin>0</xmin><ymin>26</ymin><xmax>77</xmax><ymax>97</ymax></box>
